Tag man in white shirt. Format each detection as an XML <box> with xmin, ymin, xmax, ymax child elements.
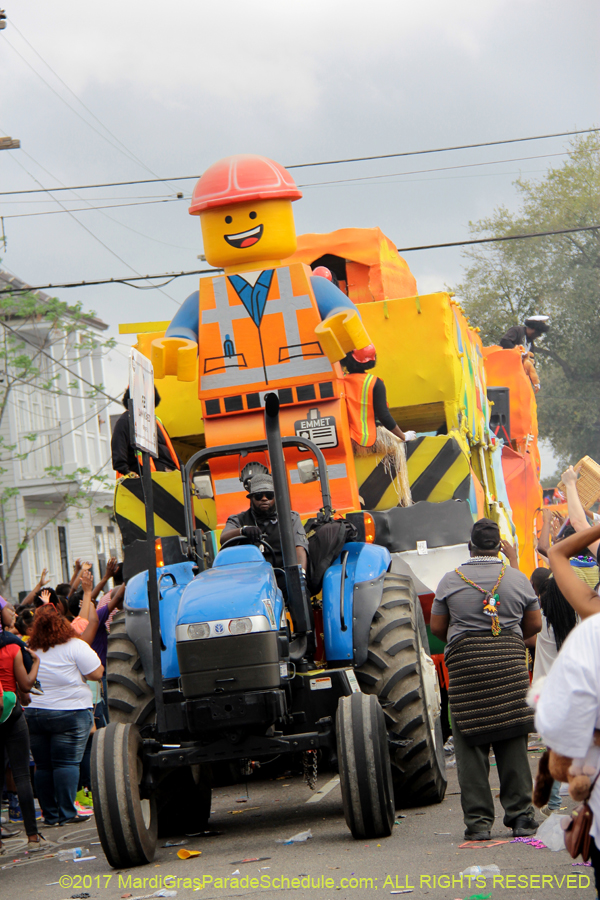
<box><xmin>536</xmin><ymin>613</ymin><xmax>600</xmax><ymax>891</ymax></box>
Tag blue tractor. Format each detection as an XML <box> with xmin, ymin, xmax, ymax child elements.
<box><xmin>92</xmin><ymin>395</ymin><xmax>448</xmax><ymax>868</ymax></box>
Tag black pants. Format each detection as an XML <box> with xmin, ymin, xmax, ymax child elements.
<box><xmin>451</xmin><ymin>713</ymin><xmax>534</xmax><ymax>833</ymax></box>
<box><xmin>0</xmin><ymin>707</ymin><xmax>38</xmax><ymax>837</ymax></box>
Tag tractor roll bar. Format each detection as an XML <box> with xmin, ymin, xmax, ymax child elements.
<box><xmin>182</xmin><ymin>426</ymin><xmax>333</xmax><ymax>551</ymax></box>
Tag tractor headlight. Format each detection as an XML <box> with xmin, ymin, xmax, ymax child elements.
<box><xmin>229</xmin><ymin>617</ymin><xmax>253</xmax><ymax>635</ymax></box>
<box><xmin>187</xmin><ymin>622</ymin><xmax>210</xmax><ymax>640</ymax></box>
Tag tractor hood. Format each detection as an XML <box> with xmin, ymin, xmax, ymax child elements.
<box><xmin>175</xmin><ymin>545</ymin><xmax>284</xmax><ymax>635</ymax></box>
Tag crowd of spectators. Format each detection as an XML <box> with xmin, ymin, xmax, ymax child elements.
<box><xmin>0</xmin><ymin>557</ymin><xmax>123</xmax><ymax>851</ymax></box>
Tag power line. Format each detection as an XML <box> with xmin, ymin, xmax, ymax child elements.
<box><xmin>1</xmin><ymin>224</ymin><xmax>597</xmax><ymax>295</ymax></box>
<box><xmin>298</xmin><ymin>151</ymin><xmax>570</xmax><ymax>188</ymax></box>
<box><xmin>4</xmin><ymin>144</ymin><xmax>181</xmax><ymax>305</ymax></box>
<box><xmin>2</xmin><ymin>27</ymin><xmax>177</xmax><ymax>194</ymax></box>
<box><xmin>1</xmin><ymin>197</ymin><xmax>184</xmax><ymax>218</ymax></box>
<box><xmin>1</xmin><ymin>127</ymin><xmax>597</xmax><ymax>197</ymax></box>
<box><xmin>287</xmin><ymin>128</ymin><xmax>600</xmax><ymax>169</ymax></box>
<box><xmin>397</xmin><ymin>224</ymin><xmax>600</xmax><ymax>252</ymax></box>
<box><xmin>0</xmin><ymin>267</ymin><xmax>220</xmax><ymax>293</ymax></box>
<box><xmin>1</xmin><ymin>151</ymin><xmax>569</xmax><ymax>216</ymax></box>
<box><xmin>0</xmin><ymin>319</ymin><xmax>121</xmax><ymax>403</ymax></box>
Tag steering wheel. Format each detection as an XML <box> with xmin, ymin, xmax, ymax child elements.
<box><xmin>220</xmin><ymin>534</ymin><xmax>278</xmax><ymax>566</ymax></box>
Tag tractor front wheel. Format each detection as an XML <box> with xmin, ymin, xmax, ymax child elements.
<box><xmin>91</xmin><ymin>722</ymin><xmax>157</xmax><ymax>868</ymax></box>
<box><xmin>337</xmin><ymin>691</ymin><xmax>395</xmax><ymax>839</ymax></box>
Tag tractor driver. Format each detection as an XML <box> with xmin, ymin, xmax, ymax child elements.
<box><xmin>220</xmin><ymin>474</ymin><xmax>309</xmax><ymax>589</ymax></box>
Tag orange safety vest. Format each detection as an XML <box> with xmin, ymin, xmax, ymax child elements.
<box><xmin>344</xmin><ymin>373</ymin><xmax>377</xmax><ymax>448</ymax></box>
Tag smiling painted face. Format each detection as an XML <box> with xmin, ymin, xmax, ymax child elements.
<box><xmin>200</xmin><ymin>198</ymin><xmax>297</xmax><ymax>272</ymax></box>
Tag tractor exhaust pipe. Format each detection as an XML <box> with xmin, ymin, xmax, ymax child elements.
<box><xmin>264</xmin><ymin>392</ymin><xmax>312</xmax><ymax>638</ymax></box>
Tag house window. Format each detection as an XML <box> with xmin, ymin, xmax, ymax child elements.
<box><xmin>57</xmin><ymin>525</ymin><xmax>69</xmax><ymax>583</ymax></box>
<box><xmin>30</xmin><ymin>525</ymin><xmax>60</xmax><ymax>584</ymax></box>
<box><xmin>95</xmin><ymin>525</ymin><xmax>107</xmax><ymax>578</ymax></box>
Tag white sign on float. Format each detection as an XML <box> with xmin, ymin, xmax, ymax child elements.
<box><xmin>129</xmin><ymin>348</ymin><xmax>158</xmax><ymax>457</ymax></box>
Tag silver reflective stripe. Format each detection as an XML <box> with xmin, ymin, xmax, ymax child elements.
<box><xmin>176</xmin><ymin>614</ymin><xmax>272</xmax><ymax>642</ymax></box>
<box><xmin>199</xmin><ymin>268</ymin><xmax>333</xmax><ymax>391</ymax></box>
<box><xmin>290</xmin><ymin>463</ymin><xmax>347</xmax><ymax>484</ymax></box>
<box><xmin>214</xmin><ymin>477</ymin><xmax>245</xmax><ymax>495</ymax></box>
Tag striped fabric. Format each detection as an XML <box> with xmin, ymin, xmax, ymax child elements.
<box><xmin>446</xmin><ymin>632</ymin><xmax>534</xmax><ymax>746</ymax></box>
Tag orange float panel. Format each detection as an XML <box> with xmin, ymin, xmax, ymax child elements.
<box><xmin>288</xmin><ymin>227</ymin><xmax>417</xmax><ymax>304</ymax></box>
<box><xmin>204</xmin><ymin>399</ymin><xmax>359</xmax><ymax>526</ymax></box>
<box><xmin>483</xmin><ymin>346</ymin><xmax>539</xmax><ymax>443</ymax></box>
<box><xmin>501</xmin><ymin>444</ymin><xmax>543</xmax><ymax>578</ymax></box>
<box><xmin>198</xmin><ymin>263</ymin><xmax>336</xmax><ymax>402</ymax></box>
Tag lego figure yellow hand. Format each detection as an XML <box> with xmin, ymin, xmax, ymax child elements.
<box><xmin>151</xmin><ymin>336</ymin><xmax>197</xmax><ymax>382</ymax></box>
<box><xmin>314</xmin><ymin>308</ymin><xmax>372</xmax><ymax>364</ymax></box>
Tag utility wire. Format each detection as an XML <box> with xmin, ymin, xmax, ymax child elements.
<box><xmin>0</xmin><ymin>320</ymin><xmax>121</xmax><ymax>403</ymax></box>
<box><xmin>397</xmin><ymin>224</ymin><xmax>600</xmax><ymax>252</ymax></box>
<box><xmin>1</xmin><ymin>127</ymin><xmax>598</xmax><ymax>197</ymax></box>
<box><xmin>4</xmin><ymin>145</ymin><xmax>180</xmax><ymax>305</ymax></box>
<box><xmin>2</xmin><ymin>27</ymin><xmax>177</xmax><ymax>194</ymax></box>
<box><xmin>1</xmin><ymin>151</ymin><xmax>569</xmax><ymax>215</ymax></box>
<box><xmin>1</xmin><ymin>224</ymin><xmax>597</xmax><ymax>295</ymax></box>
<box><xmin>298</xmin><ymin>151</ymin><xmax>569</xmax><ymax>188</ymax></box>
<box><xmin>1</xmin><ymin>198</ymin><xmax>183</xmax><ymax>218</ymax></box>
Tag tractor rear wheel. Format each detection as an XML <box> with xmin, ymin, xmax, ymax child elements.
<box><xmin>91</xmin><ymin>722</ymin><xmax>157</xmax><ymax>868</ymax></box>
<box><xmin>355</xmin><ymin>572</ymin><xmax>447</xmax><ymax>807</ymax></box>
<box><xmin>106</xmin><ymin>610</ymin><xmax>155</xmax><ymax>726</ymax></box>
<box><xmin>337</xmin><ymin>691</ymin><xmax>395</xmax><ymax>839</ymax></box>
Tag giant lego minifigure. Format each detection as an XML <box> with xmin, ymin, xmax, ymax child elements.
<box><xmin>150</xmin><ymin>155</ymin><xmax>372</xmax><ymax>398</ymax></box>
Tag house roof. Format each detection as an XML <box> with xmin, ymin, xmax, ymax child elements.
<box><xmin>0</xmin><ymin>270</ymin><xmax>109</xmax><ymax>331</ymax></box>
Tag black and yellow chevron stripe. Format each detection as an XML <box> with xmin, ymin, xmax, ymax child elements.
<box><xmin>354</xmin><ymin>435</ymin><xmax>471</xmax><ymax>511</ymax></box>
<box><xmin>114</xmin><ymin>470</ymin><xmax>216</xmax><ymax>546</ymax></box>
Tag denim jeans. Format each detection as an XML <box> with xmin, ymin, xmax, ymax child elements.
<box><xmin>24</xmin><ymin>708</ymin><xmax>93</xmax><ymax>824</ymax></box>
<box><xmin>548</xmin><ymin>779</ymin><xmax>562</xmax><ymax>810</ymax></box>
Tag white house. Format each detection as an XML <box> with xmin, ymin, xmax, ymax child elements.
<box><xmin>0</xmin><ymin>270</ymin><xmax>118</xmax><ymax>601</ymax></box>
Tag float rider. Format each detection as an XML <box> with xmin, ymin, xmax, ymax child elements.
<box><xmin>111</xmin><ymin>386</ymin><xmax>180</xmax><ymax>478</ymax></box>
<box><xmin>499</xmin><ymin>316</ymin><xmax>550</xmax><ymax>354</ymax></box>
<box><xmin>342</xmin><ymin>345</ymin><xmax>417</xmax><ymax>448</ymax></box>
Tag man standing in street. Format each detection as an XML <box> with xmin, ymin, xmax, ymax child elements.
<box><xmin>430</xmin><ymin>518</ymin><xmax>542</xmax><ymax>840</ymax></box>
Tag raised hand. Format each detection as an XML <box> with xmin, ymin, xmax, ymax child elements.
<box><xmin>80</xmin><ymin>569</ymin><xmax>94</xmax><ymax>593</ymax></box>
<box><xmin>37</xmin><ymin>567</ymin><xmax>50</xmax><ymax>588</ymax></box>
<box><xmin>40</xmin><ymin>590</ymin><xmax>51</xmax><ymax>604</ymax></box>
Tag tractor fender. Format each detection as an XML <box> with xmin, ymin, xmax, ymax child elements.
<box><xmin>352</xmin><ymin>571</ymin><xmax>386</xmax><ymax>668</ymax></box>
<box><xmin>124</xmin><ymin>560</ymin><xmax>196</xmax><ymax>687</ymax></box>
<box><xmin>322</xmin><ymin>542</ymin><xmax>390</xmax><ymax>665</ymax></box>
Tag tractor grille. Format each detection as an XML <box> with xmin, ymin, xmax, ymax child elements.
<box><xmin>177</xmin><ymin>632</ymin><xmax>281</xmax><ymax>698</ymax></box>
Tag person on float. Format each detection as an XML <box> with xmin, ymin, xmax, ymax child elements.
<box><xmin>111</xmin><ymin>386</ymin><xmax>180</xmax><ymax>478</ymax></box>
<box><xmin>342</xmin><ymin>344</ymin><xmax>417</xmax><ymax>448</ymax></box>
<box><xmin>499</xmin><ymin>316</ymin><xmax>550</xmax><ymax>353</ymax></box>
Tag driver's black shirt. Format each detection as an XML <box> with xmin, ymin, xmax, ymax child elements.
<box><xmin>225</xmin><ymin>508</ymin><xmax>308</xmax><ymax>569</ymax></box>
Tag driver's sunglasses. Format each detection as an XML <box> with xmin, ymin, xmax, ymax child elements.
<box><xmin>252</xmin><ymin>491</ymin><xmax>274</xmax><ymax>501</ymax></box>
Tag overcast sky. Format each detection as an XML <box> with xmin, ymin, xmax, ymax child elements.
<box><xmin>1</xmin><ymin>0</ymin><xmax>598</xmax><ymax>475</ymax></box>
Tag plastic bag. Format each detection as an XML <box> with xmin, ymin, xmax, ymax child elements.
<box><xmin>536</xmin><ymin>813</ymin><xmax>568</xmax><ymax>851</ymax></box>
<box><xmin>276</xmin><ymin>829</ymin><xmax>312</xmax><ymax>844</ymax></box>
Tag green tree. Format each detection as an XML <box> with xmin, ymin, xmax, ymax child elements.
<box><xmin>0</xmin><ymin>285</ymin><xmax>116</xmax><ymax>595</ymax></box>
<box><xmin>454</xmin><ymin>133</ymin><xmax>600</xmax><ymax>475</ymax></box>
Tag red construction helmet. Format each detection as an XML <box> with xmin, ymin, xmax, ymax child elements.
<box><xmin>352</xmin><ymin>344</ymin><xmax>377</xmax><ymax>363</ymax></box>
<box><xmin>189</xmin><ymin>154</ymin><xmax>302</xmax><ymax>215</ymax></box>
<box><xmin>312</xmin><ymin>266</ymin><xmax>333</xmax><ymax>281</ymax></box>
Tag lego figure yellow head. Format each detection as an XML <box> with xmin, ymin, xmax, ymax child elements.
<box><xmin>189</xmin><ymin>155</ymin><xmax>302</xmax><ymax>273</ymax></box>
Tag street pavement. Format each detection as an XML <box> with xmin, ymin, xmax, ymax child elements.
<box><xmin>1</xmin><ymin>749</ymin><xmax>595</xmax><ymax>900</ymax></box>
